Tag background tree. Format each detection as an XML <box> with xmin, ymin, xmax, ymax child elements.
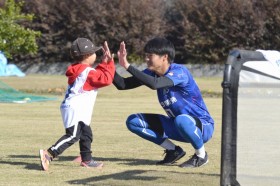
<box><xmin>1</xmin><ymin>0</ymin><xmax>280</xmax><ymax>65</ymax></box>
<box><xmin>0</xmin><ymin>0</ymin><xmax>40</xmax><ymax>59</ymax></box>
<box><xmin>166</xmin><ymin>0</ymin><xmax>267</xmax><ymax>63</ymax></box>
<box><xmin>17</xmin><ymin>0</ymin><xmax>167</xmax><ymax>64</ymax></box>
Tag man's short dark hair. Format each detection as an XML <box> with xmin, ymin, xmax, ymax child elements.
<box><xmin>144</xmin><ymin>37</ymin><xmax>175</xmax><ymax>62</ymax></box>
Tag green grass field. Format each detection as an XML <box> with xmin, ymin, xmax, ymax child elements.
<box><xmin>0</xmin><ymin>75</ymin><xmax>222</xmax><ymax>186</ymax></box>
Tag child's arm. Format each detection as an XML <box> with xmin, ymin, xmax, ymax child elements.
<box><xmin>94</xmin><ymin>60</ymin><xmax>115</xmax><ymax>86</ymax></box>
<box><xmin>102</xmin><ymin>41</ymin><xmax>114</xmax><ymax>63</ymax></box>
<box><xmin>86</xmin><ymin>41</ymin><xmax>116</xmax><ymax>88</ymax></box>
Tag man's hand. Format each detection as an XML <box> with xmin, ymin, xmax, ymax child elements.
<box><xmin>117</xmin><ymin>41</ymin><xmax>130</xmax><ymax>69</ymax></box>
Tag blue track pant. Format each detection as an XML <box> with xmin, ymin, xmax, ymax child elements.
<box><xmin>126</xmin><ymin>113</ymin><xmax>214</xmax><ymax>149</ymax></box>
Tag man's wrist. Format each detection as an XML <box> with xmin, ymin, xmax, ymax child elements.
<box><xmin>125</xmin><ymin>63</ymin><xmax>130</xmax><ymax>69</ymax></box>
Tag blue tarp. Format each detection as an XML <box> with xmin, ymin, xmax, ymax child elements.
<box><xmin>0</xmin><ymin>51</ymin><xmax>25</xmax><ymax>77</ymax></box>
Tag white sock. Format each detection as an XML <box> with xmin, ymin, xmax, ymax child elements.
<box><xmin>160</xmin><ymin>139</ymin><xmax>176</xmax><ymax>150</ymax></box>
<box><xmin>195</xmin><ymin>146</ymin><xmax>206</xmax><ymax>158</ymax></box>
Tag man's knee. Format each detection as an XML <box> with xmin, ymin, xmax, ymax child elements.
<box><xmin>126</xmin><ymin>114</ymin><xmax>139</xmax><ymax>131</ymax></box>
<box><xmin>174</xmin><ymin>115</ymin><xmax>195</xmax><ymax>130</ymax></box>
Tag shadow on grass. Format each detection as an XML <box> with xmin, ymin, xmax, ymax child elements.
<box><xmin>3</xmin><ymin>155</ymin><xmax>219</xmax><ymax>178</ymax></box>
<box><xmin>1</xmin><ymin>155</ymin><xmax>159</xmax><ymax>171</ymax></box>
<box><xmin>59</xmin><ymin>156</ymin><xmax>159</xmax><ymax>166</ymax></box>
<box><xmin>0</xmin><ymin>155</ymin><xmax>39</xmax><ymax>170</ymax></box>
<box><xmin>66</xmin><ymin>170</ymin><xmax>220</xmax><ymax>185</ymax></box>
<box><xmin>67</xmin><ymin>169</ymin><xmax>163</xmax><ymax>185</ymax></box>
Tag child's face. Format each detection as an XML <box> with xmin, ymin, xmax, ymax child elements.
<box><xmin>87</xmin><ymin>53</ymin><xmax>97</xmax><ymax>66</ymax></box>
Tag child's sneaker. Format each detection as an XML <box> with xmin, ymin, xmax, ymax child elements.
<box><xmin>80</xmin><ymin>159</ymin><xmax>103</xmax><ymax>168</ymax></box>
<box><xmin>39</xmin><ymin>149</ymin><xmax>52</xmax><ymax>171</ymax></box>
<box><xmin>73</xmin><ymin>155</ymin><xmax>82</xmax><ymax>163</ymax></box>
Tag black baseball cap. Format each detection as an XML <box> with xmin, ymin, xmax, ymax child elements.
<box><xmin>70</xmin><ymin>38</ymin><xmax>102</xmax><ymax>58</ymax></box>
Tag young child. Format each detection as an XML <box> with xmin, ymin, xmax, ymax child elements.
<box><xmin>39</xmin><ymin>38</ymin><xmax>115</xmax><ymax>171</ymax></box>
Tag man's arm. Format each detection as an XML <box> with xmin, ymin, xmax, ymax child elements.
<box><xmin>116</xmin><ymin>41</ymin><xmax>174</xmax><ymax>90</ymax></box>
<box><xmin>127</xmin><ymin>65</ymin><xmax>174</xmax><ymax>90</ymax></box>
<box><xmin>113</xmin><ymin>71</ymin><xmax>143</xmax><ymax>90</ymax></box>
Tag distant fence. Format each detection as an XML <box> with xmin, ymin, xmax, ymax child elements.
<box><xmin>17</xmin><ymin>62</ymin><xmax>223</xmax><ymax>77</ymax></box>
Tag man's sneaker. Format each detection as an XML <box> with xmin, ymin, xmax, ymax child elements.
<box><xmin>80</xmin><ymin>159</ymin><xmax>103</xmax><ymax>168</ymax></box>
<box><xmin>39</xmin><ymin>149</ymin><xmax>52</xmax><ymax>171</ymax></box>
<box><xmin>156</xmin><ymin>146</ymin><xmax>186</xmax><ymax>165</ymax></box>
<box><xmin>179</xmin><ymin>152</ymin><xmax>208</xmax><ymax>168</ymax></box>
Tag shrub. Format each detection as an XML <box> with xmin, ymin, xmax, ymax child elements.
<box><xmin>0</xmin><ymin>0</ymin><xmax>40</xmax><ymax>59</ymax></box>
<box><xmin>17</xmin><ymin>0</ymin><xmax>168</xmax><ymax>64</ymax></box>
<box><xmin>5</xmin><ymin>0</ymin><xmax>280</xmax><ymax>64</ymax></box>
<box><xmin>166</xmin><ymin>0</ymin><xmax>267</xmax><ymax>64</ymax></box>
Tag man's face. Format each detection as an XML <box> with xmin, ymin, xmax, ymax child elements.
<box><xmin>145</xmin><ymin>53</ymin><xmax>168</xmax><ymax>72</ymax></box>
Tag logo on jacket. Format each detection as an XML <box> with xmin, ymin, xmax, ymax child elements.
<box><xmin>160</xmin><ymin>96</ymin><xmax>177</xmax><ymax>107</ymax></box>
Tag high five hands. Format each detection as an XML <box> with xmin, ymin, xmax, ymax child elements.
<box><xmin>102</xmin><ymin>41</ymin><xmax>130</xmax><ymax>69</ymax></box>
<box><xmin>118</xmin><ymin>41</ymin><xmax>130</xmax><ymax>69</ymax></box>
<box><xmin>102</xmin><ymin>41</ymin><xmax>114</xmax><ymax>63</ymax></box>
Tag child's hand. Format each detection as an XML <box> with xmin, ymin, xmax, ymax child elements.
<box><xmin>102</xmin><ymin>41</ymin><xmax>114</xmax><ymax>63</ymax></box>
<box><xmin>117</xmin><ymin>41</ymin><xmax>130</xmax><ymax>69</ymax></box>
